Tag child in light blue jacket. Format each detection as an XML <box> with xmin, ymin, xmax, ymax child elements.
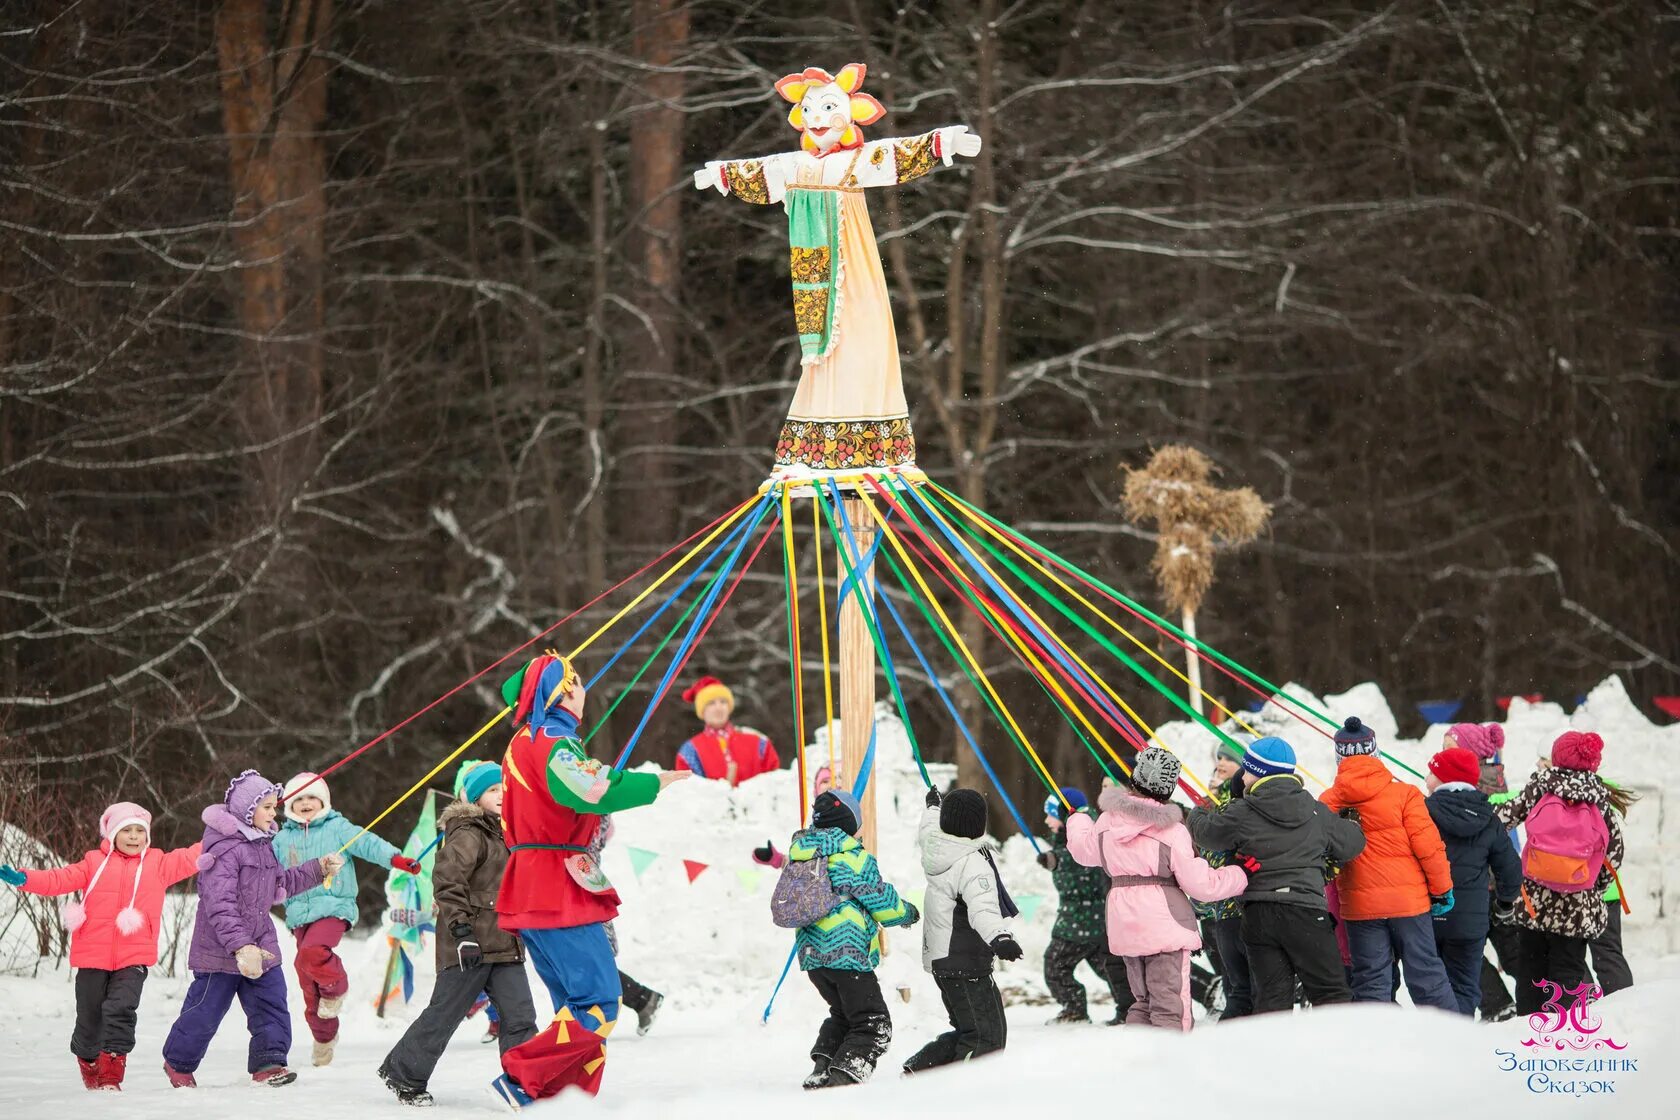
<box><xmin>273</xmin><ymin>771</ymin><xmax>419</xmax><ymax>1065</ymax></box>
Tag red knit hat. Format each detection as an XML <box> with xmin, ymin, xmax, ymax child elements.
<box><xmin>1551</xmin><ymin>730</ymin><xmax>1604</xmax><ymax>773</ymax></box>
<box><xmin>1428</xmin><ymin>747</ymin><xmax>1480</xmax><ymax>787</ymax></box>
<box><xmin>681</xmin><ymin>675</ymin><xmax>734</xmax><ymax>720</ymax></box>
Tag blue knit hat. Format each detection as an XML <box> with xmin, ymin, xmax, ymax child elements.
<box><xmin>1043</xmin><ymin>786</ymin><xmax>1088</xmax><ymax>820</ymax></box>
<box><xmin>1241</xmin><ymin>736</ymin><xmax>1297</xmax><ymax>779</ymax></box>
<box><xmin>455</xmin><ymin>759</ymin><xmax>504</xmax><ymax>805</ymax></box>
<box><xmin>1333</xmin><ymin>716</ymin><xmax>1378</xmax><ymax>758</ymax></box>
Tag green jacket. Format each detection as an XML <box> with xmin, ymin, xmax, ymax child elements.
<box><xmin>1047</xmin><ymin>811</ymin><xmax>1109</xmax><ymax>942</ymax></box>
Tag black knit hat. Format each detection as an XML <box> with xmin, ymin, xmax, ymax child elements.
<box><xmin>939</xmin><ymin>788</ymin><xmax>989</xmax><ymax>839</ymax></box>
<box><xmin>812</xmin><ymin>789</ymin><xmax>861</xmax><ymax>835</ymax></box>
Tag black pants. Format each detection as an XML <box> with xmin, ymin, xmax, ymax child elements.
<box><xmin>619</xmin><ymin>970</ymin><xmax>657</xmax><ymax>1014</ymax></box>
<box><xmin>382</xmin><ymin>961</ymin><xmax>538</xmax><ymax>1091</ymax></box>
<box><xmin>1480</xmin><ymin>919</ymin><xmax>1522</xmax><ymax>1017</ymax></box>
<box><xmin>72</xmin><ymin>966</ymin><xmax>146</xmax><ymax>1060</ymax></box>
<box><xmin>1516</xmin><ymin>927</ymin><xmax>1589</xmax><ymax>1016</ymax></box>
<box><xmin>1042</xmin><ymin>937</ymin><xmax>1132</xmax><ymax>1019</ymax></box>
<box><xmin>1241</xmin><ymin>903</ymin><xmax>1350</xmax><ymax>1013</ymax></box>
<box><xmin>1589</xmin><ymin>906</ymin><xmax>1633</xmax><ymax>996</ymax></box>
<box><xmin>1209</xmin><ymin>915</ymin><xmax>1253</xmax><ymax>1018</ymax></box>
<box><xmin>902</xmin><ymin>973</ymin><xmax>1007</xmax><ymax>1073</ymax></box>
<box><xmin>807</xmin><ymin>968</ymin><xmax>891</xmax><ymax>1082</ymax></box>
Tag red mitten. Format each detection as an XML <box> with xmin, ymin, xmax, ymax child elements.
<box><xmin>1238</xmin><ymin>854</ymin><xmax>1262</xmax><ymax>874</ymax></box>
<box><xmin>391</xmin><ymin>855</ymin><xmax>423</xmax><ymax>874</ymax></box>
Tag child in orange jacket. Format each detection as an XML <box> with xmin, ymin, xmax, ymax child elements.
<box><xmin>0</xmin><ymin>802</ymin><xmax>202</xmax><ymax>1090</ymax></box>
<box><xmin>1319</xmin><ymin>717</ymin><xmax>1458</xmax><ymax>1010</ymax></box>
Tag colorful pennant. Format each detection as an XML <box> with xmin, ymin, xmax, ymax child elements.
<box><xmin>683</xmin><ymin>859</ymin><xmax>709</xmax><ymax>883</ymax></box>
<box><xmin>627</xmin><ymin>846</ymin><xmax>659</xmax><ymax>881</ymax></box>
<box><xmin>1015</xmin><ymin>893</ymin><xmax>1043</xmax><ymax>923</ymax></box>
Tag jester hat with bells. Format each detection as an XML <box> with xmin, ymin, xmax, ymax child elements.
<box><xmin>502</xmin><ymin>651</ymin><xmax>584</xmax><ymax>739</ymax></box>
<box><xmin>775</xmin><ymin>63</ymin><xmax>886</xmax><ymax>154</ymax></box>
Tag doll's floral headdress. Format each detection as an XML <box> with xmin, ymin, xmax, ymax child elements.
<box><xmin>775</xmin><ymin>63</ymin><xmax>886</xmax><ymax>154</ymax></box>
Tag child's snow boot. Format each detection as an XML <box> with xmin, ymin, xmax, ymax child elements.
<box><xmin>313</xmin><ymin>1039</ymin><xmax>336</xmax><ymax>1067</ymax></box>
<box><xmin>482</xmin><ymin>1019</ymin><xmax>500</xmax><ymax>1044</ymax></box>
<box><xmin>823</xmin><ymin>1054</ymin><xmax>872</xmax><ymax>1087</ymax></box>
<box><xmin>252</xmin><ymin>1065</ymin><xmax>298</xmax><ymax>1086</ymax></box>
<box><xmin>489</xmin><ymin>1073</ymin><xmax>533</xmax><ymax>1112</ymax></box>
<box><xmin>77</xmin><ymin>1057</ymin><xmax>99</xmax><ymax>1090</ymax></box>
<box><xmin>316</xmin><ymin>994</ymin><xmax>345</xmax><ymax>1020</ymax></box>
<box><xmin>162</xmin><ymin>1060</ymin><xmax>197</xmax><ymax>1088</ymax></box>
<box><xmin>801</xmin><ymin>1056</ymin><xmax>832</xmax><ymax>1090</ymax></box>
<box><xmin>636</xmin><ymin>990</ymin><xmax>664</xmax><ymax>1036</ymax></box>
<box><xmin>1046</xmin><ymin>1007</ymin><xmax>1089</xmax><ymax>1025</ymax></box>
<box><xmin>95</xmin><ymin>1052</ymin><xmax>126</xmax><ymax>1090</ymax></box>
<box><xmin>465</xmin><ymin>993</ymin><xmax>490</xmax><ymax>1021</ymax></box>
<box><xmin>380</xmin><ymin>1069</ymin><xmax>435</xmax><ymax>1108</ymax></box>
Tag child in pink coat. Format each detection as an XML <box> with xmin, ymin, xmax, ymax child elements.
<box><xmin>1066</xmin><ymin>749</ymin><xmax>1247</xmax><ymax>1031</ymax></box>
<box><xmin>0</xmin><ymin>802</ymin><xmax>202</xmax><ymax>1090</ymax></box>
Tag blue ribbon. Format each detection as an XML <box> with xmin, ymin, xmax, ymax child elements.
<box><xmin>586</xmin><ymin>496</ymin><xmax>771</xmax><ymax>690</ymax></box>
<box><xmin>613</xmin><ymin>495</ymin><xmax>776</xmax><ymax>769</ymax></box>
<box><xmin>902</xmin><ymin>483</ymin><xmax>1147</xmax><ymax>747</ymax></box>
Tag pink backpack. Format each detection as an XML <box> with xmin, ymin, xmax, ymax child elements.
<box><xmin>1522</xmin><ymin>793</ymin><xmax>1609</xmax><ymax>893</ymax></box>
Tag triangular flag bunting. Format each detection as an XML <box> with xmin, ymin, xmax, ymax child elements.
<box><xmin>1653</xmin><ymin>696</ymin><xmax>1680</xmax><ymax>721</ymax></box>
<box><xmin>682</xmin><ymin>859</ymin><xmax>709</xmax><ymax>883</ymax></box>
<box><xmin>1415</xmin><ymin>700</ymin><xmax>1462</xmax><ymax>725</ymax></box>
<box><xmin>627</xmin><ymin>847</ymin><xmax>659</xmax><ymax>881</ymax></box>
<box><xmin>1016</xmin><ymin>893</ymin><xmax>1043</xmax><ymax>923</ymax></box>
<box><xmin>736</xmin><ymin>867</ymin><xmax>764</xmax><ymax>893</ymax></box>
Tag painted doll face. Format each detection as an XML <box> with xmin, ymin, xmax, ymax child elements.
<box><xmin>799</xmin><ymin>82</ymin><xmax>852</xmax><ymax>152</ymax></box>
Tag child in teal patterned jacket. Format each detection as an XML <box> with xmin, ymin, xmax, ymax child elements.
<box><xmin>788</xmin><ymin>789</ymin><xmax>918</xmax><ymax>1090</ymax></box>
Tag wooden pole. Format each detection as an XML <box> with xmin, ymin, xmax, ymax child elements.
<box><xmin>1183</xmin><ymin>609</ymin><xmax>1205</xmax><ymax>717</ymax></box>
<box><xmin>375</xmin><ymin>937</ymin><xmax>400</xmax><ymax>1018</ymax></box>
<box><xmin>838</xmin><ymin>496</ymin><xmax>878</xmax><ymax>854</ymax></box>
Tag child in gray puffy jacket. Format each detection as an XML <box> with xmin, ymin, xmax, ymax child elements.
<box><xmin>903</xmin><ymin>787</ymin><xmax>1021</xmax><ymax>1074</ymax></box>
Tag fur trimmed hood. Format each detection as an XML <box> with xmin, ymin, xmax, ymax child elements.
<box><xmin>1097</xmin><ymin>783</ymin><xmax>1184</xmax><ymax>835</ymax></box>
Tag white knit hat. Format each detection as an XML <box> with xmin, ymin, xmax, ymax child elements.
<box><xmin>283</xmin><ymin>772</ymin><xmax>332</xmax><ymax>820</ymax></box>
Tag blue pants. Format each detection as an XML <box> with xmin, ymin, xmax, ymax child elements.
<box><xmin>1435</xmin><ymin>935</ymin><xmax>1487</xmax><ymax>1016</ymax></box>
<box><xmin>501</xmin><ymin>923</ymin><xmax>620</xmax><ymax>1099</ymax></box>
<box><xmin>162</xmin><ymin>968</ymin><xmax>291</xmax><ymax>1074</ymax></box>
<box><xmin>1346</xmin><ymin>914</ymin><xmax>1458</xmax><ymax>1011</ymax></box>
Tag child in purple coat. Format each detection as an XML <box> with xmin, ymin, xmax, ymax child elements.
<box><xmin>161</xmin><ymin>770</ymin><xmax>343</xmax><ymax>1088</ymax></box>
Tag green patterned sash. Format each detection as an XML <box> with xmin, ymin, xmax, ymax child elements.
<box><xmin>786</xmin><ymin>188</ymin><xmax>840</xmax><ymax>360</ymax></box>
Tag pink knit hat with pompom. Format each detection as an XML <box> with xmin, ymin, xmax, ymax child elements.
<box><xmin>1447</xmin><ymin>722</ymin><xmax>1504</xmax><ymax>761</ymax></box>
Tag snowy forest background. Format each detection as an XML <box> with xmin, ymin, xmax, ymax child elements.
<box><xmin>3</xmin><ymin>1</ymin><xmax>1677</xmax><ymax>874</ymax></box>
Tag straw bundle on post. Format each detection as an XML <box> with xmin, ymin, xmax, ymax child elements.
<box><xmin>1121</xmin><ymin>445</ymin><xmax>1271</xmax><ymax>714</ymax></box>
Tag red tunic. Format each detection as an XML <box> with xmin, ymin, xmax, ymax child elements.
<box><xmin>497</xmin><ymin>721</ymin><xmax>660</xmax><ymax>931</ymax></box>
<box><xmin>674</xmin><ymin>724</ymin><xmax>780</xmax><ymax>784</ymax></box>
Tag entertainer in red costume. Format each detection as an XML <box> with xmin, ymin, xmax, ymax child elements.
<box><xmin>674</xmin><ymin>676</ymin><xmax>781</xmax><ymax>787</ymax></box>
<box><xmin>489</xmin><ymin>652</ymin><xmax>688</xmax><ymax>1109</ymax></box>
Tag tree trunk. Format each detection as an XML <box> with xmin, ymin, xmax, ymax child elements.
<box><xmin>215</xmin><ymin>0</ymin><xmax>331</xmax><ymax>510</ymax></box>
<box><xmin>621</xmin><ymin>0</ymin><xmax>690</xmax><ymax>555</ymax></box>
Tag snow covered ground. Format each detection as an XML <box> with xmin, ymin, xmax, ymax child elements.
<box><xmin>2</xmin><ymin>676</ymin><xmax>1677</xmax><ymax>1115</ymax></box>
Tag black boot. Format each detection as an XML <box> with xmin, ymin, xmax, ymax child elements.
<box><xmin>802</xmin><ymin>1056</ymin><xmax>832</xmax><ymax>1090</ymax></box>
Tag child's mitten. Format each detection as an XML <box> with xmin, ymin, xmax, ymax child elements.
<box><xmin>990</xmin><ymin>934</ymin><xmax>1023</xmax><ymax>962</ymax></box>
<box><xmin>0</xmin><ymin>865</ymin><xmax>25</xmax><ymax>888</ymax></box>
